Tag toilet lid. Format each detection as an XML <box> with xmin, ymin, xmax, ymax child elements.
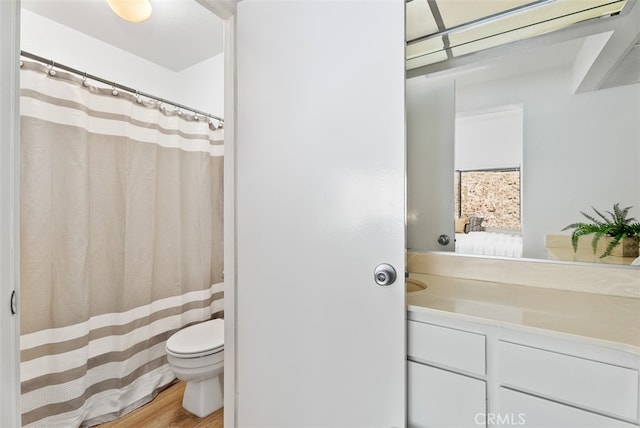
<box><xmin>166</xmin><ymin>319</ymin><xmax>224</xmax><ymax>355</ymax></box>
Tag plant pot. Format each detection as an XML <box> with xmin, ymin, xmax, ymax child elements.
<box><xmin>605</xmin><ymin>236</ymin><xmax>640</xmax><ymax>257</ymax></box>
<box><xmin>545</xmin><ymin>234</ymin><xmax>639</xmax><ymax>262</ymax></box>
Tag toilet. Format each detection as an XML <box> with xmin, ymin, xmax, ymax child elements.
<box><xmin>166</xmin><ymin>318</ymin><xmax>224</xmax><ymax>417</ymax></box>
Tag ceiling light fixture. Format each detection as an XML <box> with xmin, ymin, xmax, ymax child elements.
<box><xmin>106</xmin><ymin>0</ymin><xmax>152</xmax><ymax>23</ymax></box>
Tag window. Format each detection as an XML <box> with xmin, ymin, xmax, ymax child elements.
<box><xmin>455</xmin><ymin>168</ymin><xmax>521</xmax><ymax>230</ymax></box>
<box><xmin>406</xmin><ymin>0</ymin><xmax>628</xmax><ymax>69</ymax></box>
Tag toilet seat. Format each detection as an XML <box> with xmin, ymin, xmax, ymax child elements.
<box><xmin>166</xmin><ymin>319</ymin><xmax>224</xmax><ymax>358</ymax></box>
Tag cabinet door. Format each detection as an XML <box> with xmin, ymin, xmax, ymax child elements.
<box><xmin>408</xmin><ymin>320</ymin><xmax>486</xmax><ymax>375</ymax></box>
<box><xmin>498</xmin><ymin>340</ymin><xmax>638</xmax><ymax>420</ymax></box>
<box><xmin>498</xmin><ymin>387</ymin><xmax>638</xmax><ymax>428</ymax></box>
<box><xmin>408</xmin><ymin>361</ymin><xmax>486</xmax><ymax>428</ymax></box>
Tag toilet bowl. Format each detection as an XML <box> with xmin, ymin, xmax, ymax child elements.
<box><xmin>166</xmin><ymin>318</ymin><xmax>224</xmax><ymax>417</ymax></box>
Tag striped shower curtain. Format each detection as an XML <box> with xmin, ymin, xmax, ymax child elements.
<box><xmin>19</xmin><ymin>60</ymin><xmax>224</xmax><ymax>427</ymax></box>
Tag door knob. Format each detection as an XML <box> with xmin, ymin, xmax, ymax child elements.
<box><xmin>437</xmin><ymin>234</ymin><xmax>450</xmax><ymax>246</ymax></box>
<box><xmin>374</xmin><ymin>263</ymin><xmax>397</xmax><ymax>286</ymax></box>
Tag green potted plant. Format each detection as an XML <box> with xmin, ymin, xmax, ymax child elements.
<box><xmin>562</xmin><ymin>203</ymin><xmax>640</xmax><ymax>258</ymax></box>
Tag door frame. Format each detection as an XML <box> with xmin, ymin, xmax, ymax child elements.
<box><xmin>0</xmin><ymin>0</ymin><xmax>22</xmax><ymax>426</ymax></box>
<box><xmin>221</xmin><ymin>9</ymin><xmax>237</xmax><ymax>428</ymax></box>
<box><xmin>195</xmin><ymin>1</ymin><xmax>237</xmax><ymax>426</ymax></box>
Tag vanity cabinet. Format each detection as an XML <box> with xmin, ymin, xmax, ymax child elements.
<box><xmin>407</xmin><ymin>320</ymin><xmax>487</xmax><ymax>427</ymax></box>
<box><xmin>498</xmin><ymin>387</ymin><xmax>637</xmax><ymax>428</ymax></box>
<box><xmin>497</xmin><ymin>340</ymin><xmax>638</xmax><ymax>424</ymax></box>
<box><xmin>408</xmin><ymin>361</ymin><xmax>486</xmax><ymax>428</ymax></box>
<box><xmin>407</xmin><ymin>312</ymin><xmax>640</xmax><ymax>428</ymax></box>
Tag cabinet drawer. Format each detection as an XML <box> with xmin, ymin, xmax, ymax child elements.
<box><xmin>498</xmin><ymin>387</ymin><xmax>638</xmax><ymax>428</ymax></box>
<box><xmin>408</xmin><ymin>320</ymin><xmax>485</xmax><ymax>375</ymax></box>
<box><xmin>498</xmin><ymin>341</ymin><xmax>638</xmax><ymax>421</ymax></box>
<box><xmin>408</xmin><ymin>361</ymin><xmax>486</xmax><ymax>428</ymax></box>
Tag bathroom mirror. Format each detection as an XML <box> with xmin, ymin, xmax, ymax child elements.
<box><xmin>406</xmin><ymin>1</ymin><xmax>640</xmax><ymax>266</ymax></box>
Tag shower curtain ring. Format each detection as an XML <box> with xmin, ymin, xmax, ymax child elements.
<box><xmin>82</xmin><ymin>72</ymin><xmax>88</xmax><ymax>87</ymax></box>
<box><xmin>111</xmin><ymin>82</ymin><xmax>119</xmax><ymax>96</ymax></box>
<box><xmin>48</xmin><ymin>61</ymin><xmax>56</xmax><ymax>76</ymax></box>
<box><xmin>135</xmin><ymin>91</ymin><xmax>143</xmax><ymax>104</ymax></box>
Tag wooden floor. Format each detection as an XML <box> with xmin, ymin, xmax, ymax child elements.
<box><xmin>99</xmin><ymin>382</ymin><xmax>223</xmax><ymax>428</ymax></box>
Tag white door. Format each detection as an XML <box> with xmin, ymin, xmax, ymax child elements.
<box><xmin>0</xmin><ymin>1</ymin><xmax>21</xmax><ymax>426</ymax></box>
<box><xmin>234</xmin><ymin>1</ymin><xmax>406</xmax><ymax>426</ymax></box>
<box><xmin>406</xmin><ymin>78</ymin><xmax>456</xmax><ymax>252</ymax></box>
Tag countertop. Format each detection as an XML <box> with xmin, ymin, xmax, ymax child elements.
<box><xmin>406</xmin><ymin>273</ymin><xmax>640</xmax><ymax>354</ymax></box>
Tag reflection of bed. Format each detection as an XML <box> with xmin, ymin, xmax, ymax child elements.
<box><xmin>455</xmin><ymin>231</ymin><xmax>522</xmax><ymax>257</ymax></box>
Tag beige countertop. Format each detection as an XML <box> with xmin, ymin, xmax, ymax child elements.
<box><xmin>406</xmin><ymin>273</ymin><xmax>640</xmax><ymax>354</ymax></box>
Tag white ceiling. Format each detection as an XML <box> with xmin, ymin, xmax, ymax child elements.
<box><xmin>22</xmin><ymin>0</ymin><xmax>585</xmax><ymax>77</ymax></box>
<box><xmin>20</xmin><ymin>0</ymin><xmax>639</xmax><ymax>89</ymax></box>
<box><xmin>21</xmin><ymin>0</ymin><xmax>224</xmax><ymax>72</ymax></box>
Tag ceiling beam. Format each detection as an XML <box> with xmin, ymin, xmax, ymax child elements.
<box><xmin>572</xmin><ymin>0</ymin><xmax>640</xmax><ymax>92</ymax></box>
<box><xmin>195</xmin><ymin>0</ymin><xmax>236</xmax><ymax>20</ymax></box>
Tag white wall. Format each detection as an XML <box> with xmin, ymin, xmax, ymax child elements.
<box><xmin>20</xmin><ymin>9</ymin><xmax>223</xmax><ymax>117</ymax></box>
<box><xmin>177</xmin><ymin>54</ymin><xmax>224</xmax><ymax>118</ymax></box>
<box><xmin>456</xmin><ymin>66</ymin><xmax>640</xmax><ymax>258</ymax></box>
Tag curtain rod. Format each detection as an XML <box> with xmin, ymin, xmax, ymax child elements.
<box><xmin>20</xmin><ymin>50</ymin><xmax>224</xmax><ymax>125</ymax></box>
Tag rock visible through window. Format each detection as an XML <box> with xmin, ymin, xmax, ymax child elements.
<box><xmin>455</xmin><ymin>168</ymin><xmax>521</xmax><ymax>231</ymax></box>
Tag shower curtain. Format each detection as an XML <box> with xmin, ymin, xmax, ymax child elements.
<box><xmin>19</xmin><ymin>61</ymin><xmax>224</xmax><ymax>427</ymax></box>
